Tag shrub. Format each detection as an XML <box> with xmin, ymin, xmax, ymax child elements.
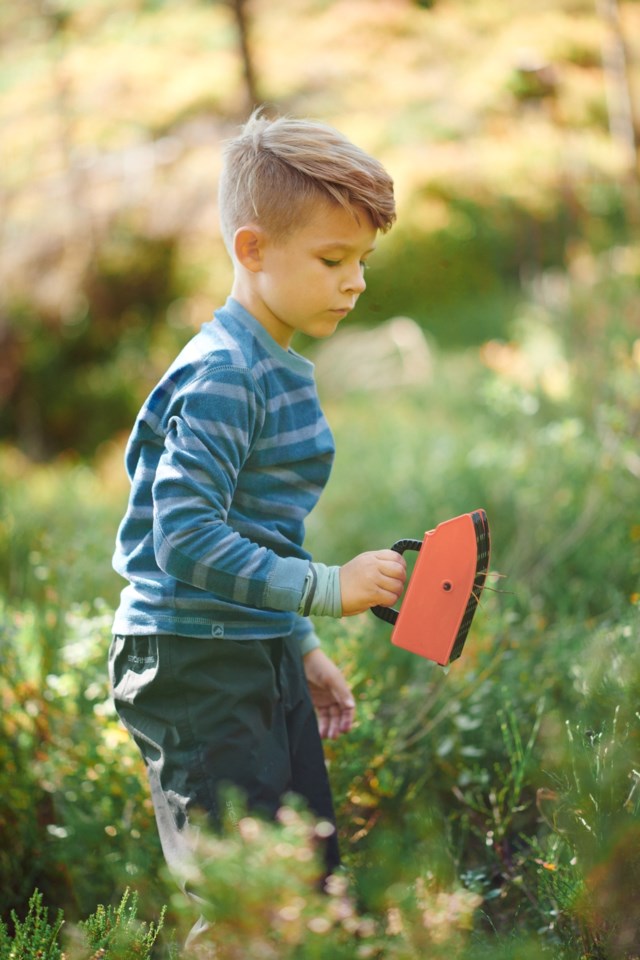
<box><xmin>165</xmin><ymin>798</ymin><xmax>483</xmax><ymax>960</ymax></box>
<box><xmin>0</xmin><ymin>889</ymin><xmax>166</xmax><ymax>960</ymax></box>
<box><xmin>0</xmin><ymin>600</ymin><xmax>167</xmax><ymax>922</ymax></box>
<box><xmin>1</xmin><ymin>246</ymin><xmax>638</xmax><ymax>957</ymax></box>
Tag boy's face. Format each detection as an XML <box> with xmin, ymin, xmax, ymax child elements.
<box><xmin>238</xmin><ymin>199</ymin><xmax>378</xmax><ymax>349</ymax></box>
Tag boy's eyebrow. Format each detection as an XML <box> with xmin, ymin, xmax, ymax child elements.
<box><xmin>316</xmin><ymin>242</ymin><xmax>377</xmax><ymax>255</ymax></box>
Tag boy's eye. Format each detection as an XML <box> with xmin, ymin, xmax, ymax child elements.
<box><xmin>321</xmin><ymin>258</ymin><xmax>341</xmax><ymax>267</ymax></box>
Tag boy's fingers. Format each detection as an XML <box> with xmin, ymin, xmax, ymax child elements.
<box><xmin>377</xmin><ymin>555</ymin><xmax>406</xmax><ymax>576</ymax></box>
<box><xmin>327</xmin><ymin>679</ymin><xmax>355</xmax><ymax>738</ymax></box>
<box><xmin>316</xmin><ymin>702</ymin><xmax>353</xmax><ymax>740</ymax></box>
<box><xmin>329</xmin><ymin>704</ymin><xmax>354</xmax><ymax>739</ymax></box>
<box><xmin>376</xmin><ymin>571</ymin><xmax>405</xmax><ymax>598</ymax></box>
<box><xmin>317</xmin><ymin>707</ymin><xmax>330</xmax><ymax>739</ymax></box>
<box><xmin>379</xmin><ymin>571</ymin><xmax>405</xmax><ymax>589</ymax></box>
<box><xmin>327</xmin><ymin>704</ymin><xmax>341</xmax><ymax>739</ymax></box>
<box><xmin>376</xmin><ymin>549</ymin><xmax>405</xmax><ymax>562</ymax></box>
<box><xmin>340</xmin><ymin>703</ymin><xmax>355</xmax><ymax>734</ymax></box>
<box><xmin>375</xmin><ymin>589</ymin><xmax>402</xmax><ymax>608</ymax></box>
<box><xmin>379</xmin><ymin>569</ymin><xmax>405</xmax><ymax>587</ymax></box>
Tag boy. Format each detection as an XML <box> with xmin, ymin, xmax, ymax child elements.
<box><xmin>108</xmin><ymin>110</ymin><xmax>406</xmax><ymax>891</ymax></box>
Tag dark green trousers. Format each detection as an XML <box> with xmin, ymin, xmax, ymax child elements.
<box><xmin>109</xmin><ymin>633</ymin><xmax>340</xmax><ymax>881</ymax></box>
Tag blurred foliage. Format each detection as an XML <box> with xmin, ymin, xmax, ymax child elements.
<box><xmin>0</xmin><ymin>599</ymin><xmax>166</xmax><ymax>920</ymax></box>
<box><xmin>1</xmin><ymin>238</ymin><xmax>639</xmax><ymax>955</ymax></box>
<box><xmin>165</xmin><ymin>799</ymin><xmax>485</xmax><ymax>959</ymax></box>
<box><xmin>310</xmin><ymin>243</ymin><xmax>640</xmax><ymax>624</ymax></box>
<box><xmin>0</xmin><ymin>442</ymin><xmax>127</xmax><ymax>608</ymax></box>
<box><xmin>1</xmin><ymin>0</ymin><xmax>639</xmax><ymax>956</ymax></box>
<box><xmin>1</xmin><ymin>0</ymin><xmax>639</xmax><ymax>456</ymax></box>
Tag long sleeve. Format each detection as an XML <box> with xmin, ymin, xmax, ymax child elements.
<box><xmin>112</xmin><ymin>297</ymin><xmax>335</xmax><ymax>642</ymax></box>
<box><xmin>290</xmin><ymin>615</ymin><xmax>322</xmax><ymax>655</ymax></box>
<box><xmin>152</xmin><ymin>366</ymin><xmax>309</xmax><ymax>611</ymax></box>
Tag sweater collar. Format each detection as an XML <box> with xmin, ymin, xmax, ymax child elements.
<box><xmin>216</xmin><ymin>297</ymin><xmax>316</xmax><ymax>379</ymax></box>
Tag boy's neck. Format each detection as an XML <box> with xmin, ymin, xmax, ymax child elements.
<box><xmin>229</xmin><ymin>277</ymin><xmax>294</xmax><ymax>350</ymax></box>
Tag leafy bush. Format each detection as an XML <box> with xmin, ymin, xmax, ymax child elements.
<box><xmin>0</xmin><ymin>444</ymin><xmax>127</xmax><ymax>610</ymax></box>
<box><xmin>0</xmin><ymin>245</ymin><xmax>638</xmax><ymax>957</ymax></box>
<box><xmin>163</xmin><ymin>797</ymin><xmax>484</xmax><ymax>960</ymax></box>
<box><xmin>0</xmin><ymin>597</ymin><xmax>167</xmax><ymax>922</ymax></box>
<box><xmin>77</xmin><ymin>889</ymin><xmax>167</xmax><ymax>960</ymax></box>
<box><xmin>0</xmin><ymin>891</ymin><xmax>64</xmax><ymax>960</ymax></box>
<box><xmin>0</xmin><ymin>889</ymin><xmax>166</xmax><ymax>960</ymax></box>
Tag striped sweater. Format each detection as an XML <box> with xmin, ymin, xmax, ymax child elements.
<box><xmin>112</xmin><ymin>297</ymin><xmax>335</xmax><ymax>652</ymax></box>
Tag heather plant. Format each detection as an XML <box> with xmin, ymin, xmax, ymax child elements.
<box><xmin>0</xmin><ymin>891</ymin><xmax>64</xmax><ymax>960</ymax></box>
<box><xmin>0</xmin><ymin>889</ymin><xmax>167</xmax><ymax>960</ymax></box>
<box><xmin>0</xmin><ymin>597</ymin><xmax>167</xmax><ymax>920</ymax></box>
<box><xmin>0</xmin><ymin>245</ymin><xmax>638</xmax><ymax>957</ymax></box>
<box><xmin>76</xmin><ymin>889</ymin><xmax>167</xmax><ymax>960</ymax></box>
<box><xmin>165</xmin><ymin>797</ymin><xmax>484</xmax><ymax>960</ymax></box>
<box><xmin>533</xmin><ymin>616</ymin><xmax>640</xmax><ymax>958</ymax></box>
<box><xmin>0</xmin><ymin>0</ymin><xmax>637</xmax><ymax>952</ymax></box>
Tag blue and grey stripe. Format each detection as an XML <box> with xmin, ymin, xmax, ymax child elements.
<box><xmin>112</xmin><ymin>297</ymin><xmax>334</xmax><ymax>652</ymax></box>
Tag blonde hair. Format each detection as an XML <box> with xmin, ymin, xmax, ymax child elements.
<box><xmin>218</xmin><ymin>110</ymin><xmax>396</xmax><ymax>254</ymax></box>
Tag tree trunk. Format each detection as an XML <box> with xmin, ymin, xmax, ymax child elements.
<box><xmin>229</xmin><ymin>0</ymin><xmax>261</xmax><ymax>111</ymax></box>
<box><xmin>597</xmin><ymin>0</ymin><xmax>638</xmax><ymax>179</ymax></box>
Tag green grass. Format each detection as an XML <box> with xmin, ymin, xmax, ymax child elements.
<box><xmin>1</xmin><ymin>248</ymin><xmax>639</xmax><ymax>955</ymax></box>
<box><xmin>1</xmin><ymin>0</ymin><xmax>639</xmax><ymax>952</ymax></box>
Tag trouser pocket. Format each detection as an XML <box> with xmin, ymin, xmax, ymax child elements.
<box><xmin>109</xmin><ymin>634</ymin><xmax>162</xmax><ymax>701</ymax></box>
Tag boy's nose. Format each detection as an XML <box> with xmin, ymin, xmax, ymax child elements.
<box><xmin>343</xmin><ymin>264</ymin><xmax>366</xmax><ymax>294</ymax></box>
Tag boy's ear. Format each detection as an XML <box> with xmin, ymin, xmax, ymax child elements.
<box><xmin>233</xmin><ymin>226</ymin><xmax>265</xmax><ymax>272</ymax></box>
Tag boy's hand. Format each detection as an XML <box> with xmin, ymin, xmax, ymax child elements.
<box><xmin>339</xmin><ymin>550</ymin><xmax>406</xmax><ymax>616</ymax></box>
<box><xmin>303</xmin><ymin>648</ymin><xmax>356</xmax><ymax>740</ymax></box>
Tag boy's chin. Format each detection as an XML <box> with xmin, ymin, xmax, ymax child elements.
<box><xmin>310</xmin><ymin>319</ymin><xmax>342</xmax><ymax>340</ymax></box>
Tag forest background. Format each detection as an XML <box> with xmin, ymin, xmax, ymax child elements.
<box><xmin>1</xmin><ymin>0</ymin><xmax>639</xmax><ymax>958</ymax></box>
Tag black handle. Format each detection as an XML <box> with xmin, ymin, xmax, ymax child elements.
<box><xmin>370</xmin><ymin>538</ymin><xmax>422</xmax><ymax>625</ymax></box>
